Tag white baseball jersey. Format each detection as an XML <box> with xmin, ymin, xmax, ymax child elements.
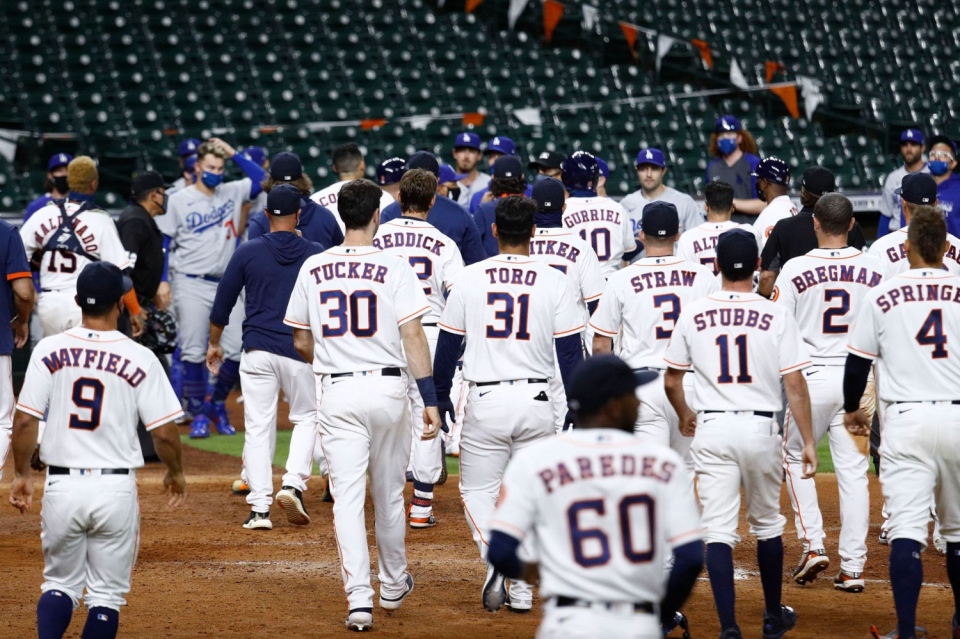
<box><xmin>753</xmin><ymin>195</ymin><xmax>798</xmax><ymax>247</ymax></box>
<box><xmin>16</xmin><ymin>327</ymin><xmax>184</xmax><ymax>468</ymax></box>
<box><xmin>489</xmin><ymin>429</ymin><xmax>703</xmax><ymax>603</ymax></box>
<box><xmin>284</xmin><ymin>245</ymin><xmax>430</xmax><ymax>374</ymax></box>
<box><xmin>590</xmin><ymin>256</ymin><xmax>719</xmax><ymax>369</ymax></box>
<box><xmin>773</xmin><ymin>247</ymin><xmax>886</xmax><ymax>364</ymax></box>
<box><xmin>528</xmin><ymin>227</ymin><xmax>605</xmax><ymax>319</ymax></box>
<box><xmin>677</xmin><ymin>221</ymin><xmax>762</xmax><ymax>275</ymax></box>
<box><xmin>848</xmin><ymin>268</ymin><xmax>960</xmax><ymax>401</ymax></box>
<box><xmin>880</xmin><ymin>165</ymin><xmax>929</xmax><ymax>229</ymax></box>
<box><xmin>561</xmin><ymin>196</ymin><xmax>637</xmax><ymax>277</ymax></box>
<box><xmin>439</xmin><ymin>254</ymin><xmax>584</xmax><ymax>383</ymax></box>
<box><xmin>373</xmin><ymin>217</ymin><xmax>464</xmax><ymax>323</ymax></box>
<box><xmin>310</xmin><ymin>180</ymin><xmax>395</xmax><ymax>233</ymax></box>
<box><xmin>620</xmin><ymin>187</ymin><xmax>705</xmax><ymax>238</ymax></box>
<box><xmin>20</xmin><ymin>203</ymin><xmax>132</xmax><ymax>291</ymax></box>
<box><xmin>664</xmin><ymin>291</ymin><xmax>811</xmax><ymax>411</ymax></box>
<box><xmin>156</xmin><ymin>180</ymin><xmax>250</xmax><ymax>277</ymax></box>
<box><xmin>867</xmin><ymin>226</ymin><xmax>960</xmax><ymax>276</ymax></box>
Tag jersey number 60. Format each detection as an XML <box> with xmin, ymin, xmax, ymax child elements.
<box><xmin>567</xmin><ymin>495</ymin><xmax>655</xmax><ymax>567</ymax></box>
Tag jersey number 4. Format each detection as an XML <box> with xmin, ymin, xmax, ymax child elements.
<box><xmin>916</xmin><ymin>309</ymin><xmax>948</xmax><ymax>358</ymax></box>
<box><xmin>568</xmin><ymin>495</ymin><xmax>655</xmax><ymax>567</ymax></box>
<box><xmin>69</xmin><ymin>378</ymin><xmax>104</xmax><ymax>431</ymax></box>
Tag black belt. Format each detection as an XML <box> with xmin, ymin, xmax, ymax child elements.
<box><xmin>48</xmin><ymin>466</ymin><xmax>129</xmax><ymax>475</ymax></box>
<box><xmin>330</xmin><ymin>367</ymin><xmax>401</xmax><ymax>378</ymax></box>
<box><xmin>476</xmin><ymin>378</ymin><xmax>548</xmax><ymax>387</ymax></box>
<box><xmin>184</xmin><ymin>273</ymin><xmax>222</xmax><ymax>283</ymax></box>
<box><xmin>421</xmin><ymin>322</ymin><xmax>437</xmax><ymax>327</ymax></box>
<box><xmin>704</xmin><ymin>410</ymin><xmax>774</xmax><ymax>418</ymax></box>
<box><xmin>555</xmin><ymin>596</ymin><xmax>654</xmax><ymax>614</ymax></box>
<box><xmin>894</xmin><ymin>400</ymin><xmax>960</xmax><ymax>405</ymax></box>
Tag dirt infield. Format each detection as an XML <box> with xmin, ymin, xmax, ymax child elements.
<box><xmin>0</xmin><ymin>410</ymin><xmax>955</xmax><ymax>638</ymax></box>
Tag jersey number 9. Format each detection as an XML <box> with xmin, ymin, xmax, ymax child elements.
<box><xmin>567</xmin><ymin>495</ymin><xmax>655</xmax><ymax>567</ymax></box>
<box><xmin>69</xmin><ymin>378</ymin><xmax>104</xmax><ymax>431</ymax></box>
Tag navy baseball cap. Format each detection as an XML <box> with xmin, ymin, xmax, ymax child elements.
<box><xmin>377</xmin><ymin>157</ymin><xmax>406</xmax><ymax>185</ymax></box>
<box><xmin>485</xmin><ymin>136</ymin><xmax>517</xmax><ymax>156</ymax></box>
<box><xmin>896</xmin><ymin>172</ymin><xmax>938</xmax><ymax>205</ymax></box>
<box><xmin>715</xmin><ymin>115</ymin><xmax>742</xmax><ymax>133</ymax></box>
<box><xmin>531</xmin><ymin>178</ymin><xmax>565</xmax><ymax>213</ymax></box>
<box><xmin>407</xmin><ymin>151</ymin><xmax>441</xmax><ymax>177</ymax></box>
<box><xmin>453</xmin><ymin>132</ymin><xmax>481</xmax><ymax>150</ymax></box>
<box><xmin>752</xmin><ymin>157</ymin><xmax>790</xmax><ymax>185</ymax></box>
<box><xmin>801</xmin><ymin>166</ymin><xmax>835</xmax><ymax>196</ymax></box>
<box><xmin>529</xmin><ymin>150</ymin><xmax>564</xmax><ymax>171</ymax></box>
<box><xmin>641</xmin><ymin>202</ymin><xmax>680</xmax><ymax>237</ymax></box>
<box><xmin>179</xmin><ymin>138</ymin><xmax>201</xmax><ymax>157</ymax></box>
<box><xmin>567</xmin><ymin>355</ymin><xmax>659</xmax><ymax>416</ymax></box>
<box><xmin>716</xmin><ymin>228</ymin><xmax>759</xmax><ymax>274</ymax></box>
<box><xmin>77</xmin><ymin>262</ymin><xmax>132</xmax><ymax>308</ymax></box>
<box><xmin>492</xmin><ymin>155</ymin><xmax>523</xmax><ymax>179</ymax></box>
<box><xmin>900</xmin><ymin>129</ymin><xmax>924</xmax><ymax>145</ymax></box>
<box><xmin>183</xmin><ymin>154</ymin><xmax>197</xmax><ymax>172</ymax></box>
<box><xmin>596</xmin><ymin>157</ymin><xmax>609</xmax><ymax>179</ymax></box>
<box><xmin>130</xmin><ymin>171</ymin><xmax>169</xmax><ymax>198</ymax></box>
<box><xmin>438</xmin><ymin>163</ymin><xmax>467</xmax><ymax>184</ymax></box>
<box><xmin>48</xmin><ymin>153</ymin><xmax>73</xmax><ymax>171</ymax></box>
<box><xmin>241</xmin><ymin>146</ymin><xmax>267</xmax><ymax>166</ymax></box>
<box><xmin>270</xmin><ymin>152</ymin><xmax>302</xmax><ymax>181</ymax></box>
<box><xmin>635</xmin><ymin>148</ymin><xmax>666</xmax><ymax>168</ymax></box>
<box><xmin>266</xmin><ymin>184</ymin><xmax>302</xmax><ymax>216</ymax></box>
<box><xmin>927</xmin><ymin>134</ymin><xmax>958</xmax><ymax>157</ymax></box>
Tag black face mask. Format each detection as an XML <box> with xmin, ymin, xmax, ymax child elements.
<box><xmin>52</xmin><ymin>175</ymin><xmax>69</xmax><ymax>193</ymax></box>
<box><xmin>447</xmin><ymin>187</ymin><xmax>461</xmax><ymax>201</ymax></box>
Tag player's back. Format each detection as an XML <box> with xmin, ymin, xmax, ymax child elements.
<box><xmin>677</xmin><ymin>221</ymin><xmax>761</xmax><ymax>275</ymax></box>
<box><xmin>311</xmin><ymin>181</ymin><xmax>393</xmax><ymax>233</ymax></box>
<box><xmin>754</xmin><ymin>195</ymin><xmax>798</xmax><ymax>246</ymax></box>
<box><xmin>561</xmin><ymin>196</ymin><xmax>636</xmax><ymax>277</ymax></box>
<box><xmin>868</xmin><ymin>227</ymin><xmax>960</xmax><ymax>276</ymax></box>
<box><xmin>527</xmin><ymin>227</ymin><xmax>604</xmax><ymax>315</ymax></box>
<box><xmin>774</xmin><ymin>247</ymin><xmax>885</xmax><ymax>362</ymax></box>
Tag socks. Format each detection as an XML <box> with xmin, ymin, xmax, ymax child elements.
<box><xmin>183</xmin><ymin>361</ymin><xmax>206</xmax><ymax>415</ymax></box>
<box><xmin>757</xmin><ymin>537</ymin><xmax>784</xmax><ymax>616</ymax></box>
<box><xmin>81</xmin><ymin>607</ymin><xmax>119</xmax><ymax>639</ymax></box>
<box><xmin>947</xmin><ymin>542</ymin><xmax>960</xmax><ymax>623</ymax></box>
<box><xmin>890</xmin><ymin>538</ymin><xmax>923</xmax><ymax>639</ymax></box>
<box><xmin>705</xmin><ymin>542</ymin><xmax>737</xmax><ymax>631</ymax></box>
<box><xmin>411</xmin><ymin>480</ymin><xmax>434</xmax><ymax>511</ymax></box>
<box><xmin>212</xmin><ymin>359</ymin><xmax>241</xmax><ymax>403</ymax></box>
<box><xmin>170</xmin><ymin>347</ymin><xmax>184</xmax><ymax>401</ymax></box>
<box><xmin>37</xmin><ymin>590</ymin><xmax>73</xmax><ymax>639</ymax></box>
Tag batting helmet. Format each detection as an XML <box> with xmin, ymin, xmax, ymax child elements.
<box><xmin>377</xmin><ymin>157</ymin><xmax>406</xmax><ymax>186</ymax></box>
<box><xmin>561</xmin><ymin>151</ymin><xmax>600</xmax><ymax>191</ymax></box>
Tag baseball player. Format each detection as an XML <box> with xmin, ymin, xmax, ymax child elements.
<box><xmin>24</xmin><ymin>153</ymin><xmax>73</xmax><ymax>220</ymax></box>
<box><xmin>842</xmin><ymin>207</ymin><xmax>960</xmax><ymax>639</ymax></box>
<box><xmin>591</xmin><ymin>202</ymin><xmax>719</xmax><ymax>487</ymax></box>
<box><xmin>474</xmin><ymin>155</ymin><xmax>529</xmax><ymax>256</ymax></box>
<box><xmin>468</xmin><ymin>137</ymin><xmax>531</xmax><ymax>213</ymax></box>
<box><xmin>451</xmin><ymin>132</ymin><xmax>491</xmax><ymax>208</ymax></box>
<box><xmin>310</xmin><ymin>143</ymin><xmax>394</xmax><ymax>232</ymax></box>
<box><xmin>9</xmin><ymin>262</ymin><xmax>186</xmax><ymax>639</ymax></box>
<box><xmin>621</xmin><ymin>148</ymin><xmax>705</xmax><ymax>242</ymax></box>
<box><xmin>773</xmin><ymin>193</ymin><xmax>885</xmax><ymax>592</ymax></box>
<box><xmin>156</xmin><ymin>139</ymin><xmax>266</xmax><ymax>438</ymax></box>
<box><xmin>663</xmin><ymin>229</ymin><xmax>818</xmax><ymax>639</ymax></box>
<box><xmin>433</xmin><ymin>195</ymin><xmax>585</xmax><ymax>613</ymax></box>
<box><xmin>167</xmin><ymin>154</ymin><xmax>197</xmax><ymax>196</ymax></box>
<box><xmin>561</xmin><ymin>151</ymin><xmax>637</xmax><ymax>278</ymax></box>
<box><xmin>878</xmin><ymin>129</ymin><xmax>927</xmax><ymax>237</ymax></box>
<box><xmin>284</xmin><ymin>179</ymin><xmax>441</xmax><ymax>632</ymax></box>
<box><xmin>239</xmin><ymin>146</ymin><xmax>269</xmax><ymax>231</ymax></box>
<box><xmin>487</xmin><ymin>355</ymin><xmax>703</xmax><ymax>639</ymax></box>
<box><xmin>208</xmin><ymin>185</ymin><xmax>326</xmax><ymax>529</ymax></box>
<box><xmin>169</xmin><ymin>138</ymin><xmax>201</xmax><ymax>192</ymax></box>
<box><xmin>376</xmin><ymin>157</ymin><xmax>406</xmax><ymax>201</ymax></box>
<box><xmin>752</xmin><ymin>157</ymin><xmax>797</xmax><ymax>247</ymax></box>
<box><xmin>372</xmin><ymin>168</ymin><xmax>464</xmax><ymax>528</ymax></box>
<box><xmin>677</xmin><ymin>180</ymin><xmax>761</xmax><ymax>274</ymax></box>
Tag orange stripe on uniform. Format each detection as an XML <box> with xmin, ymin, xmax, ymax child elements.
<box><xmin>6</xmin><ymin>272</ymin><xmax>31</xmax><ymax>281</ymax></box>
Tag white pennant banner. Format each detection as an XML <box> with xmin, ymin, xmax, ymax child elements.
<box><xmin>513</xmin><ymin>107</ymin><xmax>543</xmax><ymax>127</ymax></box>
<box><xmin>582</xmin><ymin>5</ymin><xmax>598</xmax><ymax>31</ymax></box>
<box><xmin>656</xmin><ymin>34</ymin><xmax>679</xmax><ymax>73</ymax></box>
<box><xmin>508</xmin><ymin>0</ymin><xmax>529</xmax><ymax>30</ymax></box>
<box><xmin>796</xmin><ymin>75</ymin><xmax>825</xmax><ymax>119</ymax></box>
<box><xmin>729</xmin><ymin>59</ymin><xmax>751</xmax><ymax>90</ymax></box>
<box><xmin>408</xmin><ymin>116</ymin><xmax>434</xmax><ymax>131</ymax></box>
<box><xmin>0</xmin><ymin>129</ymin><xmax>26</xmax><ymax>163</ymax></box>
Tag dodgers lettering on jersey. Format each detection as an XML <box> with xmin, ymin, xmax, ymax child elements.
<box><xmin>20</xmin><ymin>203</ymin><xmax>132</xmax><ymax>291</ymax></box>
<box><xmin>16</xmin><ymin>328</ymin><xmax>183</xmax><ymax>469</ymax></box>
<box><xmin>867</xmin><ymin>226</ymin><xmax>960</xmax><ymax>276</ymax></box>
<box><xmin>489</xmin><ymin>430</ymin><xmax>702</xmax><ymax>603</ymax></box>
<box><xmin>677</xmin><ymin>222</ymin><xmax>762</xmax><ymax>275</ymax></box>
<box><xmin>664</xmin><ymin>292</ymin><xmax>811</xmax><ymax>411</ymax></box>
<box><xmin>284</xmin><ymin>246</ymin><xmax>429</xmax><ymax>374</ymax></box>
<box><xmin>373</xmin><ymin>218</ymin><xmax>464</xmax><ymax>323</ymax></box>
<box><xmin>561</xmin><ymin>196</ymin><xmax>637</xmax><ymax>277</ymax></box>
<box><xmin>439</xmin><ymin>254</ymin><xmax>584</xmax><ymax>383</ymax></box>
<box><xmin>590</xmin><ymin>257</ymin><xmax>719</xmax><ymax>369</ymax></box>
<box><xmin>528</xmin><ymin>228</ymin><xmax>604</xmax><ymax>320</ymax></box>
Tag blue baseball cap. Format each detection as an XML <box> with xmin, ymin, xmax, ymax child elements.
<box><xmin>179</xmin><ymin>138</ymin><xmax>201</xmax><ymax>157</ymax></box>
<box><xmin>895</xmin><ymin>172</ymin><xmax>938</xmax><ymax>205</ymax></box>
<box><xmin>752</xmin><ymin>156</ymin><xmax>790</xmax><ymax>185</ymax></box>
<box><xmin>715</xmin><ymin>115</ymin><xmax>742</xmax><ymax>133</ymax></box>
<box><xmin>927</xmin><ymin>134</ymin><xmax>958</xmax><ymax>157</ymax></box>
<box><xmin>566</xmin><ymin>354</ymin><xmax>659</xmax><ymax>416</ymax></box>
<box><xmin>716</xmin><ymin>228</ymin><xmax>759</xmax><ymax>274</ymax></box>
<box><xmin>241</xmin><ymin>146</ymin><xmax>267</xmax><ymax>166</ymax></box>
<box><xmin>492</xmin><ymin>155</ymin><xmax>523</xmax><ymax>179</ymax></box>
<box><xmin>453</xmin><ymin>132</ymin><xmax>482</xmax><ymax>150</ymax></box>
<box><xmin>438</xmin><ymin>163</ymin><xmax>467</xmax><ymax>184</ymax></box>
<box><xmin>183</xmin><ymin>154</ymin><xmax>197</xmax><ymax>172</ymax></box>
<box><xmin>377</xmin><ymin>157</ymin><xmax>406</xmax><ymax>186</ymax></box>
<box><xmin>485</xmin><ymin>136</ymin><xmax>517</xmax><ymax>156</ymax></box>
<box><xmin>48</xmin><ymin>153</ymin><xmax>73</xmax><ymax>171</ymax></box>
<box><xmin>900</xmin><ymin>129</ymin><xmax>924</xmax><ymax>145</ymax></box>
<box><xmin>640</xmin><ymin>202</ymin><xmax>680</xmax><ymax>237</ymax></box>
<box><xmin>76</xmin><ymin>262</ymin><xmax>133</xmax><ymax>308</ymax></box>
<box><xmin>531</xmin><ymin>177</ymin><xmax>565</xmax><ymax>213</ymax></box>
<box><xmin>266</xmin><ymin>184</ymin><xmax>302</xmax><ymax>216</ymax></box>
<box><xmin>596</xmin><ymin>157</ymin><xmax>609</xmax><ymax>179</ymax></box>
<box><xmin>270</xmin><ymin>152</ymin><xmax>302</xmax><ymax>181</ymax></box>
<box><xmin>635</xmin><ymin>148</ymin><xmax>666</xmax><ymax>168</ymax></box>
<box><xmin>407</xmin><ymin>151</ymin><xmax>440</xmax><ymax>177</ymax></box>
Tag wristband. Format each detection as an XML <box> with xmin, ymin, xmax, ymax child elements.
<box><xmin>416</xmin><ymin>376</ymin><xmax>438</xmax><ymax>407</ymax></box>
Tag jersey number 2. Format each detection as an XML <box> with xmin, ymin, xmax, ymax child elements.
<box><xmin>568</xmin><ymin>495</ymin><xmax>655</xmax><ymax>567</ymax></box>
<box><xmin>916</xmin><ymin>309</ymin><xmax>948</xmax><ymax>359</ymax></box>
<box><xmin>69</xmin><ymin>378</ymin><xmax>104</xmax><ymax>431</ymax></box>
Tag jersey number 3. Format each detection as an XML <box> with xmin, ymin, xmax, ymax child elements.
<box><xmin>69</xmin><ymin>378</ymin><xmax>104</xmax><ymax>431</ymax></box>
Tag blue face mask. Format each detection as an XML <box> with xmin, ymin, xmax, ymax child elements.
<box><xmin>929</xmin><ymin>160</ymin><xmax>950</xmax><ymax>176</ymax></box>
<box><xmin>201</xmin><ymin>171</ymin><xmax>224</xmax><ymax>188</ymax></box>
<box><xmin>717</xmin><ymin>138</ymin><xmax>738</xmax><ymax>156</ymax></box>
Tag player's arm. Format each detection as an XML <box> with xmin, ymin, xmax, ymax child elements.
<box><xmin>487</xmin><ymin>530</ymin><xmax>539</xmax><ymax>584</ymax></box>
<box><xmin>9</xmin><ymin>410</ymin><xmax>40</xmax><ymax>512</ymax></box>
<box><xmin>208</xmin><ymin>137</ymin><xmax>267</xmax><ymax>199</ymax></box>
<box><xmin>150</xmin><ymin>422</ymin><xmax>187</xmax><ymax>508</ymax></box>
<box><xmin>732</xmin><ymin>197</ymin><xmax>764</xmax><ymax>216</ymax></box>
<box><xmin>293</xmin><ymin>328</ymin><xmax>313</xmax><ymax>364</ymax></box>
<box><xmin>758</xmin><ymin>226</ymin><xmax>781</xmax><ymax>298</ymax></box>
<box><xmin>663</xmin><ymin>317</ymin><xmax>696</xmax><ymax>435</ymax></box>
<box><xmin>660</xmin><ymin>461</ymin><xmax>705</xmax><ymax>625</ymax></box>
<box><xmin>207</xmin><ymin>251</ymin><xmax>246</xmax><ymax>373</ymax></box>
<box><xmin>10</xmin><ymin>277</ymin><xmax>35</xmax><ymax>348</ymax></box>
<box><xmin>842</xmin><ymin>353</ymin><xmax>873</xmax><ymax>436</ymax></box>
<box><xmin>588</xmin><ymin>282</ymin><xmax>620</xmax><ymax>354</ymax></box>
<box><xmin>399</xmin><ymin>318</ymin><xmax>443</xmax><ymax>441</ymax></box>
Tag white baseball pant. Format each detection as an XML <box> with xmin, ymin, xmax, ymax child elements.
<box><xmin>317</xmin><ymin>373</ymin><xmax>413</xmax><ymax>610</ymax></box>
<box><xmin>37</xmin><ymin>289</ymin><xmax>82</xmax><ymax>337</ymax></box>
<box><xmin>692</xmin><ymin>412</ymin><xmax>786</xmax><ymax>546</ymax></box>
<box><xmin>537</xmin><ymin>600</ymin><xmax>661</xmax><ymax>639</ymax></box>
<box><xmin>635</xmin><ymin>369</ymin><xmax>696</xmax><ymax>493</ymax></box>
<box><xmin>40</xmin><ymin>471</ymin><xmax>140</xmax><ymax>611</ymax></box>
<box><xmin>406</xmin><ymin>325</ymin><xmax>443</xmax><ymax>483</ymax></box>
<box><xmin>548</xmin><ymin>359</ymin><xmax>568</xmax><ymax>433</ymax></box>
<box><xmin>782</xmin><ymin>365</ymin><xmax>869</xmax><ymax>573</ymax></box>
<box><xmin>238</xmin><ymin>350</ymin><xmax>319</xmax><ymax>513</ymax></box>
<box><xmin>0</xmin><ymin>356</ymin><xmax>12</xmax><ymax>483</ymax></box>
<box><xmin>171</xmin><ymin>274</ymin><xmax>241</xmax><ymax>362</ymax></box>
<box><xmin>444</xmin><ymin>363</ymin><xmax>468</xmax><ymax>455</ymax></box>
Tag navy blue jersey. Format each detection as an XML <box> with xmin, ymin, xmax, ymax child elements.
<box><xmin>0</xmin><ymin>220</ymin><xmax>32</xmax><ymax>354</ymax></box>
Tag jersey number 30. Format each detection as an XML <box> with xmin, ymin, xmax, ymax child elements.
<box><xmin>568</xmin><ymin>495</ymin><xmax>655</xmax><ymax>567</ymax></box>
<box><xmin>320</xmin><ymin>290</ymin><xmax>378</xmax><ymax>337</ymax></box>
<box><xmin>69</xmin><ymin>378</ymin><xmax>104</xmax><ymax>431</ymax></box>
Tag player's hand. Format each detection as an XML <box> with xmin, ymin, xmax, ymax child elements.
<box><xmin>679</xmin><ymin>411</ymin><xmax>697</xmax><ymax>437</ymax></box>
<box><xmin>207</xmin><ymin>137</ymin><xmax>236</xmax><ymax>158</ymax></box>
<box><xmin>30</xmin><ymin>445</ymin><xmax>46</xmax><ymax>472</ymax></box>
<box><xmin>163</xmin><ymin>471</ymin><xmax>188</xmax><ymax>509</ymax></box>
<box><xmin>153</xmin><ymin>281</ymin><xmax>172</xmax><ymax>311</ymax></box>
<box><xmin>480</xmin><ymin>190</ymin><xmax>496</xmax><ymax>204</ymax></box>
<box><xmin>9</xmin><ymin>476</ymin><xmax>33</xmax><ymax>513</ymax></box>
<box><xmin>843</xmin><ymin>409</ymin><xmax>870</xmax><ymax>437</ymax></box>
<box><xmin>421</xmin><ymin>406</ymin><xmax>442</xmax><ymax>441</ymax></box>
<box><xmin>12</xmin><ymin>318</ymin><xmax>28</xmax><ymax>349</ymax></box>
<box><xmin>801</xmin><ymin>442</ymin><xmax>819</xmax><ymax>479</ymax></box>
<box><xmin>562</xmin><ymin>409</ymin><xmax>575</xmax><ymax>432</ymax></box>
<box><xmin>131</xmin><ymin>311</ymin><xmax>146</xmax><ymax>338</ymax></box>
<box><xmin>206</xmin><ymin>343</ymin><xmax>224</xmax><ymax>375</ymax></box>
<box><xmin>437</xmin><ymin>397</ymin><xmax>455</xmax><ymax>434</ymax></box>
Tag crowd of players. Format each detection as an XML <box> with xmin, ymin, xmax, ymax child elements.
<box><xmin>3</xmin><ymin>113</ymin><xmax>960</xmax><ymax>639</ymax></box>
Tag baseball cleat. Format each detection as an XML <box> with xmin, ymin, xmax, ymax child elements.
<box><xmin>506</xmin><ymin>580</ymin><xmax>532</xmax><ymax>613</ymax></box>
<box><xmin>321</xmin><ymin>477</ymin><xmax>334</xmax><ymax>503</ymax></box>
<box><xmin>231</xmin><ymin>479</ymin><xmax>250</xmax><ymax>495</ymax></box>
<box><xmin>869</xmin><ymin>624</ymin><xmax>927</xmax><ymax>639</ymax></box>
<box><xmin>409</xmin><ymin>513</ymin><xmax>436</xmax><ymax>529</ymax></box>
<box><xmin>481</xmin><ymin>565</ymin><xmax>507</xmax><ymax>612</ymax></box>
<box><xmin>276</xmin><ymin>486</ymin><xmax>311</xmax><ymax>526</ymax></box>
<box><xmin>189</xmin><ymin>414</ymin><xmax>211</xmax><ymax>439</ymax></box>
<box><xmin>379</xmin><ymin>573</ymin><xmax>414</xmax><ymax>611</ymax></box>
<box><xmin>762</xmin><ymin>605</ymin><xmax>796</xmax><ymax>639</ymax></box>
<box><xmin>346</xmin><ymin>608</ymin><xmax>373</xmax><ymax>632</ymax></box>
<box><xmin>242</xmin><ymin>511</ymin><xmax>272</xmax><ymax>530</ymax></box>
<box><xmin>718</xmin><ymin>628</ymin><xmax>743</xmax><ymax>639</ymax></box>
<box><xmin>663</xmin><ymin>612</ymin><xmax>691</xmax><ymax>638</ymax></box>
<box><xmin>792</xmin><ymin>549</ymin><xmax>829</xmax><ymax>584</ymax></box>
<box><xmin>833</xmin><ymin>570</ymin><xmax>865</xmax><ymax>593</ymax></box>
<box><xmin>206</xmin><ymin>401</ymin><xmax>236</xmax><ymax>435</ymax></box>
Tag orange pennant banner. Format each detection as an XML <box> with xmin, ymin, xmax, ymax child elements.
<box><xmin>463</xmin><ymin>113</ymin><xmax>486</xmax><ymax>126</ymax></box>
<box><xmin>543</xmin><ymin>0</ymin><xmax>564</xmax><ymax>43</ymax></box>
<box><xmin>690</xmin><ymin>39</ymin><xmax>713</xmax><ymax>69</ymax></box>
<box><xmin>771</xmin><ymin>85</ymin><xmax>799</xmax><ymax>118</ymax></box>
<box><xmin>619</xmin><ymin>22</ymin><xmax>639</xmax><ymax>59</ymax></box>
<box><xmin>465</xmin><ymin>0</ymin><xmax>484</xmax><ymax>13</ymax></box>
<box><xmin>360</xmin><ymin>119</ymin><xmax>386</xmax><ymax>130</ymax></box>
<box><xmin>765</xmin><ymin>61</ymin><xmax>785</xmax><ymax>83</ymax></box>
